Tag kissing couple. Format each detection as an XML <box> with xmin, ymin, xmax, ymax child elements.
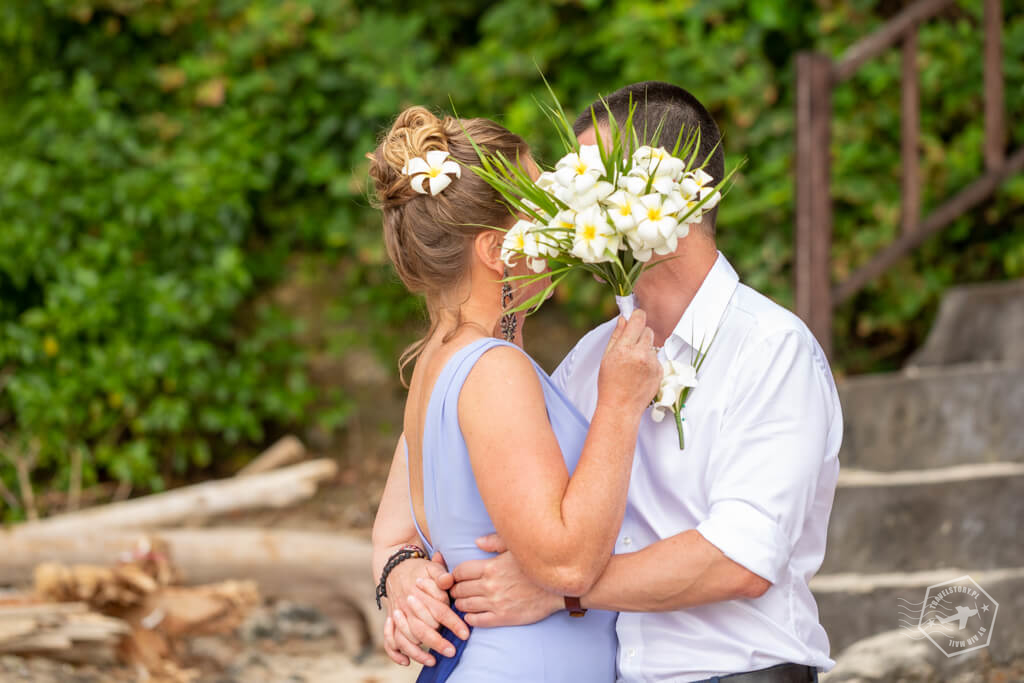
<box><xmin>368</xmin><ymin>81</ymin><xmax>842</xmax><ymax>683</ymax></box>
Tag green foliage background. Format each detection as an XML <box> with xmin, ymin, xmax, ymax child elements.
<box><xmin>1</xmin><ymin>0</ymin><xmax>1021</xmax><ymax>517</ymax></box>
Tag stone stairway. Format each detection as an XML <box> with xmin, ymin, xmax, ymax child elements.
<box><xmin>814</xmin><ymin>280</ymin><xmax>1024</xmax><ymax>680</ymax></box>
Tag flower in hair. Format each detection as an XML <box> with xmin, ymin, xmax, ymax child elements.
<box><xmin>402</xmin><ymin>150</ymin><xmax>461</xmax><ymax>196</ymax></box>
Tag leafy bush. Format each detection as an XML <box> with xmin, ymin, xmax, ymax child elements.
<box><xmin>1</xmin><ymin>0</ymin><xmax>1021</xmax><ymax>516</ymax></box>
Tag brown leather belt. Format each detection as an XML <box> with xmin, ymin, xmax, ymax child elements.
<box><xmin>697</xmin><ymin>662</ymin><xmax>817</xmax><ymax>683</ymax></box>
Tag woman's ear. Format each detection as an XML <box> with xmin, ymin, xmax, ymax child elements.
<box><xmin>473</xmin><ymin>230</ymin><xmax>505</xmax><ymax>278</ymax></box>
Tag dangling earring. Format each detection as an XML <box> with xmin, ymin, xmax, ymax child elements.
<box><xmin>499</xmin><ymin>268</ymin><xmax>517</xmax><ymax>342</ymax></box>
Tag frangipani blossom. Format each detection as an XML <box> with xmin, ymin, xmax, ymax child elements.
<box><xmin>402</xmin><ymin>150</ymin><xmax>461</xmax><ymax>196</ymax></box>
<box><xmin>553</xmin><ymin>144</ymin><xmax>605</xmax><ymax>194</ymax></box>
<box><xmin>632</xmin><ymin>146</ymin><xmax>686</xmax><ymax>180</ymax></box>
<box><xmin>571</xmin><ymin>205</ymin><xmax>619</xmax><ymax>264</ymax></box>
<box><xmin>604</xmin><ymin>190</ymin><xmax>640</xmax><ymax>232</ymax></box>
<box><xmin>569</xmin><ymin>179</ymin><xmax>615</xmax><ymax>208</ymax></box>
<box><xmin>501</xmin><ymin>220</ymin><xmax>537</xmax><ymax>268</ymax></box>
<box><xmin>650</xmin><ymin>359</ymin><xmax>699</xmax><ymax>423</ymax></box>
<box><xmin>632</xmin><ymin>193</ymin><xmax>684</xmax><ymax>256</ymax></box>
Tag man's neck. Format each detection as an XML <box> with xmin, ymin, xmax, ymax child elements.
<box><xmin>634</xmin><ymin>232</ymin><xmax>718</xmax><ymax>347</ymax></box>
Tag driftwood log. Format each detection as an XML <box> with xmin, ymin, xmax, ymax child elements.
<box><xmin>237</xmin><ymin>435</ymin><xmax>307</xmax><ymax>476</ymax></box>
<box><xmin>9</xmin><ymin>459</ymin><xmax>337</xmax><ymax>537</ymax></box>
<box><xmin>0</xmin><ymin>528</ymin><xmax>381</xmax><ymax>649</ymax></box>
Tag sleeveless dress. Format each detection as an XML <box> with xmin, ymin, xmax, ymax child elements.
<box><xmin>407</xmin><ymin>337</ymin><xmax>618</xmax><ymax>682</ymax></box>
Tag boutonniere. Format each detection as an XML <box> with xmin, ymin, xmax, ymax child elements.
<box><xmin>650</xmin><ymin>330</ymin><xmax>716</xmax><ymax>450</ymax></box>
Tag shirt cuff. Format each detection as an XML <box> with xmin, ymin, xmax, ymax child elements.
<box><xmin>696</xmin><ymin>499</ymin><xmax>791</xmax><ymax>584</ymax></box>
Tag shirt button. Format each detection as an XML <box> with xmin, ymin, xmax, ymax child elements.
<box><xmin>627</xmin><ymin>648</ymin><xmax>637</xmax><ymax>657</ymax></box>
<box><xmin>622</xmin><ymin>536</ymin><xmax>632</xmax><ymax>547</ymax></box>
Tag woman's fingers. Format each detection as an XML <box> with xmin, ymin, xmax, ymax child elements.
<box><xmin>418</xmin><ymin>588</ymin><xmax>470</xmax><ymax>640</ymax></box>
<box><xmin>383</xmin><ymin>615</ymin><xmax>410</xmax><ymax>666</ymax></box>
<box><xmin>415</xmin><ymin>576</ymin><xmax>449</xmax><ymax>603</ymax></box>
<box><xmin>405</xmin><ymin>596</ymin><xmax>457</xmax><ymax>658</ymax></box>
<box><xmin>392</xmin><ymin>609</ymin><xmax>436</xmax><ymax>667</ymax></box>
<box><xmin>620</xmin><ymin>308</ymin><xmax>648</xmax><ymax>344</ymax></box>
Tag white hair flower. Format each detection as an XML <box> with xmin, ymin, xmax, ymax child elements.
<box><xmin>402</xmin><ymin>150</ymin><xmax>461</xmax><ymax>196</ymax></box>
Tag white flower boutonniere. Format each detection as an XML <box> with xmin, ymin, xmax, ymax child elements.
<box><xmin>651</xmin><ymin>331</ymin><xmax>716</xmax><ymax>450</ymax></box>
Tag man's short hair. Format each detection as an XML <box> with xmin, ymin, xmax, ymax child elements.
<box><xmin>573</xmin><ymin>81</ymin><xmax>724</xmax><ymax>232</ymax></box>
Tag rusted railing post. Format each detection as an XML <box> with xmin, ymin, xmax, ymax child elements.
<box><xmin>795</xmin><ymin>53</ymin><xmax>834</xmax><ymax>359</ymax></box>
<box><xmin>984</xmin><ymin>0</ymin><xmax>1005</xmax><ymax>171</ymax></box>
<box><xmin>901</xmin><ymin>29</ymin><xmax>921</xmax><ymax>234</ymax></box>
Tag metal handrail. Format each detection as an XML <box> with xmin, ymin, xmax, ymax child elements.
<box><xmin>794</xmin><ymin>0</ymin><xmax>1015</xmax><ymax>359</ymax></box>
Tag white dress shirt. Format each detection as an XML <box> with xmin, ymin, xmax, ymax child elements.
<box><xmin>552</xmin><ymin>253</ymin><xmax>842</xmax><ymax>682</ymax></box>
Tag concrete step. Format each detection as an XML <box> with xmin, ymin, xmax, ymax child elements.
<box><xmin>812</xmin><ymin>567</ymin><xmax>1024</xmax><ymax>665</ymax></box>
<box><xmin>837</xmin><ymin>363</ymin><xmax>1024</xmax><ymax>471</ymax></box>
<box><xmin>908</xmin><ymin>279</ymin><xmax>1024</xmax><ymax>368</ymax></box>
<box><xmin>823</xmin><ymin>463</ymin><xmax>1024</xmax><ymax>574</ymax></box>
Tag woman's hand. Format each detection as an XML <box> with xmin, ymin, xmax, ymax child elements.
<box><xmin>597</xmin><ymin>309</ymin><xmax>662</xmax><ymax>414</ymax></box>
<box><xmin>383</xmin><ymin>552</ymin><xmax>468</xmax><ymax>666</ymax></box>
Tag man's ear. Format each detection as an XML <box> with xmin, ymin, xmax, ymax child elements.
<box><xmin>473</xmin><ymin>230</ymin><xmax>505</xmax><ymax>279</ymax></box>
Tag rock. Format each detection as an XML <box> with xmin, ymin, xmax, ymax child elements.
<box><xmin>239</xmin><ymin>601</ymin><xmax>338</xmax><ymax>643</ymax></box>
<box><xmin>907</xmin><ymin>279</ymin><xmax>1024</xmax><ymax>368</ymax></box>
<box><xmin>821</xmin><ymin>629</ymin><xmax>941</xmax><ymax>682</ymax></box>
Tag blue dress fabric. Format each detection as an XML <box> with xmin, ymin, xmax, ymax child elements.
<box><xmin>408</xmin><ymin>337</ymin><xmax>617</xmax><ymax>682</ymax></box>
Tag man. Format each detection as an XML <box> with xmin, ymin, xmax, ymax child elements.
<box><xmin>373</xmin><ymin>81</ymin><xmax>842</xmax><ymax>682</ymax></box>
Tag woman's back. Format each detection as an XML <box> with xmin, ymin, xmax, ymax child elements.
<box><xmin>409</xmin><ymin>337</ymin><xmax>617</xmax><ymax>681</ymax></box>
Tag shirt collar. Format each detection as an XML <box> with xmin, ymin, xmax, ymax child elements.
<box><xmin>666</xmin><ymin>252</ymin><xmax>739</xmax><ymax>356</ymax></box>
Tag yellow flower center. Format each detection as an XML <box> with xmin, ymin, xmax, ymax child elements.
<box><xmin>619</xmin><ymin>204</ymin><xmax>631</xmax><ymax>216</ymax></box>
<box><xmin>428</xmin><ymin>167</ymin><xmax>441</xmax><ymax>178</ymax></box>
<box><xmin>575</xmin><ymin>161</ymin><xmax>588</xmax><ymax>175</ymax></box>
<box><xmin>515</xmin><ymin>234</ymin><xmax>525</xmax><ymax>250</ymax></box>
<box><xmin>559</xmin><ymin>220</ymin><xmax>573</xmax><ymax>229</ymax></box>
<box><xmin>582</xmin><ymin>225</ymin><xmax>596</xmax><ymax>241</ymax></box>
<box><xmin>647</xmin><ymin>207</ymin><xmax>662</xmax><ymax>221</ymax></box>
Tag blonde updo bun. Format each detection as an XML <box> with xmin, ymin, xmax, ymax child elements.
<box><xmin>367</xmin><ymin>106</ymin><xmax>530</xmax><ymax>382</ymax></box>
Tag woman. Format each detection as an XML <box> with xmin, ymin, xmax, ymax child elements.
<box><xmin>368</xmin><ymin>106</ymin><xmax>660</xmax><ymax>681</ymax></box>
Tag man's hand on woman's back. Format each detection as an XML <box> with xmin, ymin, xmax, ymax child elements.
<box><xmin>448</xmin><ymin>534</ymin><xmax>563</xmax><ymax>628</ymax></box>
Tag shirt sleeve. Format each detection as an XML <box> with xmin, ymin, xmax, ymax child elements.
<box><xmin>695</xmin><ymin>329</ymin><xmax>833</xmax><ymax>584</ymax></box>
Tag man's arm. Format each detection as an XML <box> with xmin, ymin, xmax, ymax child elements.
<box><xmin>453</xmin><ymin>328</ymin><xmax>833</xmax><ymax>624</ymax></box>
<box><xmin>450</xmin><ymin>530</ymin><xmax>766</xmax><ymax>625</ymax></box>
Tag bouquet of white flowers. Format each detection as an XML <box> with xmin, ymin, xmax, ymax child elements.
<box><xmin>469</xmin><ymin>93</ymin><xmax>738</xmax><ymax>448</ymax></box>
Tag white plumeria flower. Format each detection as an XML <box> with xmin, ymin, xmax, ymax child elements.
<box><xmin>632</xmin><ymin>146</ymin><xmax>685</xmax><ymax>181</ymax></box>
<box><xmin>650</xmin><ymin>359</ymin><xmax>699</xmax><ymax>422</ymax></box>
<box><xmin>568</xmin><ymin>179</ymin><xmax>615</xmax><ymax>209</ymax></box>
<box><xmin>548</xmin><ymin>208</ymin><xmax>577</xmax><ymax>235</ymax></box>
<box><xmin>632</xmin><ymin>193</ymin><xmax>684</xmax><ymax>256</ymax></box>
<box><xmin>402</xmin><ymin>150</ymin><xmax>461</xmax><ymax>196</ymax></box>
<box><xmin>571</xmin><ymin>205</ymin><xmax>619</xmax><ymax>264</ymax></box>
<box><xmin>679</xmin><ymin>168</ymin><xmax>714</xmax><ymax>197</ymax></box>
<box><xmin>620</xmin><ymin>169</ymin><xmax>677</xmax><ymax>197</ymax></box>
<box><xmin>553</xmin><ymin>144</ymin><xmax>605</xmax><ymax>194</ymax></box>
<box><xmin>501</xmin><ymin>219</ymin><xmax>540</xmax><ymax>269</ymax></box>
<box><xmin>603</xmin><ymin>190</ymin><xmax>640</xmax><ymax>232</ymax></box>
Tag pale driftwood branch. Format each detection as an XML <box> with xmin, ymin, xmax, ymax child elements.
<box><xmin>11</xmin><ymin>459</ymin><xmax>337</xmax><ymax>537</ymax></box>
<box><xmin>237</xmin><ymin>435</ymin><xmax>306</xmax><ymax>477</ymax></box>
<box><xmin>0</xmin><ymin>528</ymin><xmax>381</xmax><ymax>648</ymax></box>
<box><xmin>0</xmin><ymin>475</ymin><xmax>19</xmax><ymax>511</ymax></box>
<box><xmin>68</xmin><ymin>446</ymin><xmax>83</xmax><ymax>513</ymax></box>
<box><xmin>13</xmin><ymin>446</ymin><xmax>39</xmax><ymax>522</ymax></box>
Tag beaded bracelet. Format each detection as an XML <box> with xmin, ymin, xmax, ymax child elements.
<box><xmin>375</xmin><ymin>544</ymin><xmax>427</xmax><ymax>609</ymax></box>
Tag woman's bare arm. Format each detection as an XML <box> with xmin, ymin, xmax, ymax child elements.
<box><xmin>460</xmin><ymin>312</ymin><xmax>660</xmax><ymax>596</ymax></box>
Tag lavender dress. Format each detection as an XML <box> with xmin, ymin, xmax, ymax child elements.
<box><xmin>408</xmin><ymin>337</ymin><xmax>617</xmax><ymax>682</ymax></box>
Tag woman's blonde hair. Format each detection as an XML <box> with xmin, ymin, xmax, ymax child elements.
<box><xmin>367</xmin><ymin>106</ymin><xmax>529</xmax><ymax>385</ymax></box>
